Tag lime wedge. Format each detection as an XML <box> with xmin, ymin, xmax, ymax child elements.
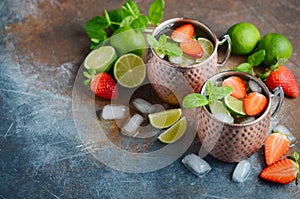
<box><xmin>113</xmin><ymin>53</ymin><xmax>146</xmax><ymax>88</ymax></box>
<box><xmin>158</xmin><ymin>116</ymin><xmax>187</xmax><ymax>144</ymax></box>
<box><xmin>224</xmin><ymin>95</ymin><xmax>246</xmax><ymax>116</ymax></box>
<box><xmin>196</xmin><ymin>37</ymin><xmax>214</xmax><ymax>62</ymax></box>
<box><xmin>148</xmin><ymin>108</ymin><xmax>182</xmax><ymax>129</ymax></box>
<box><xmin>84</xmin><ymin>46</ymin><xmax>117</xmax><ymax>72</ymax></box>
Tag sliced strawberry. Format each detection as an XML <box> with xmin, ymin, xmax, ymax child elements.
<box><xmin>90</xmin><ymin>73</ymin><xmax>118</xmax><ymax>100</ymax></box>
<box><xmin>260</xmin><ymin>155</ymin><xmax>299</xmax><ymax>184</ymax></box>
<box><xmin>243</xmin><ymin>92</ymin><xmax>268</xmax><ymax>116</ymax></box>
<box><xmin>171</xmin><ymin>23</ymin><xmax>194</xmax><ymax>42</ymax></box>
<box><xmin>179</xmin><ymin>39</ymin><xmax>203</xmax><ymax>58</ymax></box>
<box><xmin>264</xmin><ymin>132</ymin><xmax>290</xmax><ymax>166</ymax></box>
<box><xmin>222</xmin><ymin>76</ymin><xmax>247</xmax><ymax>99</ymax></box>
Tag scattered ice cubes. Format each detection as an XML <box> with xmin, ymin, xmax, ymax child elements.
<box><xmin>249</xmin><ymin>80</ymin><xmax>262</xmax><ymax>93</ymax></box>
<box><xmin>102</xmin><ymin>104</ymin><xmax>129</xmax><ymax>120</ymax></box>
<box><xmin>182</xmin><ymin>154</ymin><xmax>212</xmax><ymax>177</ymax></box>
<box><xmin>121</xmin><ymin>114</ymin><xmax>144</xmax><ymax>137</ymax></box>
<box><xmin>132</xmin><ymin>98</ymin><xmax>155</xmax><ymax>114</ymax></box>
<box><xmin>134</xmin><ymin>124</ymin><xmax>161</xmax><ymax>138</ymax></box>
<box><xmin>273</xmin><ymin>124</ymin><xmax>297</xmax><ymax>146</ymax></box>
<box><xmin>232</xmin><ymin>160</ymin><xmax>251</xmax><ymax>183</ymax></box>
<box><xmin>212</xmin><ymin>112</ymin><xmax>234</xmax><ymax>124</ymax></box>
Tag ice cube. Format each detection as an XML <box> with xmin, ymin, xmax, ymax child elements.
<box><xmin>121</xmin><ymin>114</ymin><xmax>144</xmax><ymax>137</ymax></box>
<box><xmin>213</xmin><ymin>112</ymin><xmax>234</xmax><ymax>124</ymax></box>
<box><xmin>273</xmin><ymin>124</ymin><xmax>297</xmax><ymax>146</ymax></box>
<box><xmin>249</xmin><ymin>80</ymin><xmax>262</xmax><ymax>93</ymax></box>
<box><xmin>182</xmin><ymin>154</ymin><xmax>212</xmax><ymax>177</ymax></box>
<box><xmin>132</xmin><ymin>98</ymin><xmax>155</xmax><ymax>114</ymax></box>
<box><xmin>240</xmin><ymin>116</ymin><xmax>256</xmax><ymax>124</ymax></box>
<box><xmin>232</xmin><ymin>160</ymin><xmax>251</xmax><ymax>183</ymax></box>
<box><xmin>102</xmin><ymin>104</ymin><xmax>129</xmax><ymax>120</ymax></box>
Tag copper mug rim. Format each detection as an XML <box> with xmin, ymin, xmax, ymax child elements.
<box><xmin>150</xmin><ymin>17</ymin><xmax>219</xmax><ymax>69</ymax></box>
<box><xmin>199</xmin><ymin>71</ymin><xmax>282</xmax><ymax>127</ymax></box>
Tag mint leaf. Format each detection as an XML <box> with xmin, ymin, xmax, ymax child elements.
<box><xmin>182</xmin><ymin>93</ymin><xmax>209</xmax><ymax>108</ymax></box>
<box><xmin>162</xmin><ymin>42</ymin><xmax>182</xmax><ymax>56</ymax></box>
<box><xmin>210</xmin><ymin>86</ymin><xmax>233</xmax><ymax>100</ymax></box>
<box><xmin>131</xmin><ymin>15</ymin><xmax>148</xmax><ymax>30</ymax></box>
<box><xmin>231</xmin><ymin>63</ymin><xmax>254</xmax><ymax>75</ymax></box>
<box><xmin>247</xmin><ymin>49</ymin><xmax>265</xmax><ymax>66</ymax></box>
<box><xmin>146</xmin><ymin>34</ymin><xmax>160</xmax><ymax>48</ymax></box>
<box><xmin>148</xmin><ymin>0</ymin><xmax>165</xmax><ymax>25</ymax></box>
<box><xmin>120</xmin><ymin>16</ymin><xmax>135</xmax><ymax>27</ymax></box>
<box><xmin>158</xmin><ymin>34</ymin><xmax>167</xmax><ymax>45</ymax></box>
<box><xmin>84</xmin><ymin>16</ymin><xmax>109</xmax><ymax>45</ymax></box>
<box><xmin>146</xmin><ymin>34</ymin><xmax>182</xmax><ymax>57</ymax></box>
<box><xmin>123</xmin><ymin>0</ymin><xmax>140</xmax><ymax>17</ymax></box>
<box><xmin>108</xmin><ymin>9</ymin><xmax>124</xmax><ymax>31</ymax></box>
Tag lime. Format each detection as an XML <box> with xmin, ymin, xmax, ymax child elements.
<box><xmin>113</xmin><ymin>53</ymin><xmax>146</xmax><ymax>88</ymax></box>
<box><xmin>227</xmin><ymin>22</ymin><xmax>260</xmax><ymax>55</ymax></box>
<box><xmin>224</xmin><ymin>95</ymin><xmax>246</xmax><ymax>116</ymax></box>
<box><xmin>257</xmin><ymin>33</ymin><xmax>293</xmax><ymax>66</ymax></box>
<box><xmin>148</xmin><ymin>108</ymin><xmax>182</xmax><ymax>129</ymax></box>
<box><xmin>196</xmin><ymin>37</ymin><xmax>214</xmax><ymax>62</ymax></box>
<box><xmin>110</xmin><ymin>26</ymin><xmax>146</xmax><ymax>56</ymax></box>
<box><xmin>83</xmin><ymin>46</ymin><xmax>117</xmax><ymax>72</ymax></box>
<box><xmin>158</xmin><ymin>116</ymin><xmax>187</xmax><ymax>144</ymax></box>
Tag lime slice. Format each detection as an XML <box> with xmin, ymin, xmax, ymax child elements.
<box><xmin>148</xmin><ymin>108</ymin><xmax>182</xmax><ymax>129</ymax></box>
<box><xmin>196</xmin><ymin>37</ymin><xmax>214</xmax><ymax>62</ymax></box>
<box><xmin>114</xmin><ymin>53</ymin><xmax>146</xmax><ymax>88</ymax></box>
<box><xmin>158</xmin><ymin>116</ymin><xmax>187</xmax><ymax>144</ymax></box>
<box><xmin>209</xmin><ymin>99</ymin><xmax>231</xmax><ymax>116</ymax></box>
<box><xmin>224</xmin><ymin>95</ymin><xmax>246</xmax><ymax>116</ymax></box>
<box><xmin>84</xmin><ymin>46</ymin><xmax>117</xmax><ymax>72</ymax></box>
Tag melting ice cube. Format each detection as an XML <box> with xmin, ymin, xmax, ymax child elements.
<box><xmin>232</xmin><ymin>160</ymin><xmax>251</xmax><ymax>183</ymax></box>
<box><xmin>132</xmin><ymin>98</ymin><xmax>155</xmax><ymax>114</ymax></box>
<box><xmin>102</xmin><ymin>104</ymin><xmax>129</xmax><ymax>120</ymax></box>
<box><xmin>182</xmin><ymin>154</ymin><xmax>212</xmax><ymax>177</ymax></box>
<box><xmin>273</xmin><ymin>124</ymin><xmax>297</xmax><ymax>146</ymax></box>
<box><xmin>121</xmin><ymin>114</ymin><xmax>144</xmax><ymax>137</ymax></box>
<box><xmin>213</xmin><ymin>112</ymin><xmax>234</xmax><ymax>124</ymax></box>
<box><xmin>249</xmin><ymin>80</ymin><xmax>262</xmax><ymax>93</ymax></box>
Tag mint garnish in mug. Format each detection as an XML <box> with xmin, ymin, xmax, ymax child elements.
<box><xmin>182</xmin><ymin>80</ymin><xmax>233</xmax><ymax>108</ymax></box>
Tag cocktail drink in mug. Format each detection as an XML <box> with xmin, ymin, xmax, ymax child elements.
<box><xmin>147</xmin><ymin>18</ymin><xmax>231</xmax><ymax>105</ymax></box>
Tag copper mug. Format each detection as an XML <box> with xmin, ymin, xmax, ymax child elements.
<box><xmin>197</xmin><ymin>71</ymin><xmax>284</xmax><ymax>163</ymax></box>
<box><xmin>147</xmin><ymin>18</ymin><xmax>231</xmax><ymax>105</ymax></box>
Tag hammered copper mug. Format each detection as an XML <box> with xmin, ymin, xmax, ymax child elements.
<box><xmin>197</xmin><ymin>71</ymin><xmax>284</xmax><ymax>163</ymax></box>
<box><xmin>147</xmin><ymin>18</ymin><xmax>231</xmax><ymax>105</ymax></box>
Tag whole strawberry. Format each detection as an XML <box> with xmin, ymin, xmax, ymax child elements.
<box><xmin>265</xmin><ymin>66</ymin><xmax>299</xmax><ymax>98</ymax></box>
<box><xmin>84</xmin><ymin>70</ymin><xmax>118</xmax><ymax>100</ymax></box>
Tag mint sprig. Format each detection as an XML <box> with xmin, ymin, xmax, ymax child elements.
<box><xmin>182</xmin><ymin>80</ymin><xmax>233</xmax><ymax>108</ymax></box>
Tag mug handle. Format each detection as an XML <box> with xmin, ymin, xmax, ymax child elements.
<box><xmin>270</xmin><ymin>86</ymin><xmax>284</xmax><ymax>118</ymax></box>
<box><xmin>217</xmin><ymin>34</ymin><xmax>231</xmax><ymax>67</ymax></box>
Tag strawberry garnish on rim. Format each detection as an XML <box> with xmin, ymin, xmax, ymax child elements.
<box><xmin>243</xmin><ymin>92</ymin><xmax>268</xmax><ymax>116</ymax></box>
<box><xmin>171</xmin><ymin>23</ymin><xmax>194</xmax><ymax>42</ymax></box>
<box><xmin>222</xmin><ymin>76</ymin><xmax>247</xmax><ymax>99</ymax></box>
<box><xmin>260</xmin><ymin>152</ymin><xmax>299</xmax><ymax>185</ymax></box>
<box><xmin>264</xmin><ymin>132</ymin><xmax>290</xmax><ymax>166</ymax></box>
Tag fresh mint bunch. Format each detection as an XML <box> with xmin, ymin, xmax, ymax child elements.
<box><xmin>84</xmin><ymin>0</ymin><xmax>165</xmax><ymax>49</ymax></box>
<box><xmin>146</xmin><ymin>34</ymin><xmax>182</xmax><ymax>58</ymax></box>
<box><xmin>182</xmin><ymin>80</ymin><xmax>233</xmax><ymax>108</ymax></box>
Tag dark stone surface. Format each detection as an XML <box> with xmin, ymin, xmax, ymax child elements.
<box><xmin>1</xmin><ymin>0</ymin><xmax>300</xmax><ymax>198</ymax></box>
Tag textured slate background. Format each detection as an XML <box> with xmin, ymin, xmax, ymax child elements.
<box><xmin>1</xmin><ymin>0</ymin><xmax>300</xmax><ymax>198</ymax></box>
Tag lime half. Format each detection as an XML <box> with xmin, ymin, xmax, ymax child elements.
<box><xmin>224</xmin><ymin>95</ymin><xmax>246</xmax><ymax>116</ymax></box>
<box><xmin>84</xmin><ymin>46</ymin><xmax>117</xmax><ymax>72</ymax></box>
<box><xmin>114</xmin><ymin>53</ymin><xmax>146</xmax><ymax>88</ymax></box>
<box><xmin>196</xmin><ymin>37</ymin><xmax>214</xmax><ymax>62</ymax></box>
<box><xmin>158</xmin><ymin>116</ymin><xmax>187</xmax><ymax>144</ymax></box>
<box><xmin>148</xmin><ymin>108</ymin><xmax>182</xmax><ymax>129</ymax></box>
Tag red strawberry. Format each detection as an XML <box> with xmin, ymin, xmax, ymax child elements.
<box><xmin>265</xmin><ymin>66</ymin><xmax>299</xmax><ymax>98</ymax></box>
<box><xmin>90</xmin><ymin>73</ymin><xmax>118</xmax><ymax>99</ymax></box>
<box><xmin>171</xmin><ymin>23</ymin><xmax>194</xmax><ymax>42</ymax></box>
<box><xmin>180</xmin><ymin>39</ymin><xmax>203</xmax><ymax>58</ymax></box>
<box><xmin>260</xmin><ymin>153</ymin><xmax>299</xmax><ymax>185</ymax></box>
<box><xmin>222</xmin><ymin>76</ymin><xmax>247</xmax><ymax>99</ymax></box>
<box><xmin>243</xmin><ymin>92</ymin><xmax>268</xmax><ymax>116</ymax></box>
<box><xmin>264</xmin><ymin>132</ymin><xmax>290</xmax><ymax>166</ymax></box>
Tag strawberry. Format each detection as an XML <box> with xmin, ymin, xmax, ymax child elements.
<box><xmin>243</xmin><ymin>92</ymin><xmax>268</xmax><ymax>116</ymax></box>
<box><xmin>171</xmin><ymin>23</ymin><xmax>194</xmax><ymax>42</ymax></box>
<box><xmin>84</xmin><ymin>70</ymin><xmax>118</xmax><ymax>100</ymax></box>
<box><xmin>265</xmin><ymin>66</ymin><xmax>299</xmax><ymax>98</ymax></box>
<box><xmin>180</xmin><ymin>39</ymin><xmax>203</xmax><ymax>58</ymax></box>
<box><xmin>260</xmin><ymin>152</ymin><xmax>299</xmax><ymax>185</ymax></box>
<box><xmin>264</xmin><ymin>132</ymin><xmax>290</xmax><ymax>166</ymax></box>
<box><xmin>222</xmin><ymin>76</ymin><xmax>247</xmax><ymax>99</ymax></box>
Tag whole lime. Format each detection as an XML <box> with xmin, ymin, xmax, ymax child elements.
<box><xmin>257</xmin><ymin>33</ymin><xmax>293</xmax><ymax>66</ymax></box>
<box><xmin>110</xmin><ymin>26</ymin><xmax>146</xmax><ymax>56</ymax></box>
<box><xmin>227</xmin><ymin>22</ymin><xmax>260</xmax><ymax>55</ymax></box>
